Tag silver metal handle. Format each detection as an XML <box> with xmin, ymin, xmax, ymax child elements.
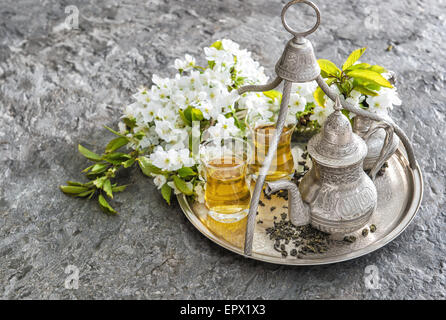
<box><xmin>363</xmin><ymin>122</ymin><xmax>394</xmax><ymax>181</ymax></box>
<box><xmin>281</xmin><ymin>0</ymin><xmax>321</xmax><ymax>39</ymax></box>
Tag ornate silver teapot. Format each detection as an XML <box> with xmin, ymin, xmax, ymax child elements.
<box><xmin>265</xmin><ymin>97</ymin><xmax>386</xmax><ymax>234</ymax></box>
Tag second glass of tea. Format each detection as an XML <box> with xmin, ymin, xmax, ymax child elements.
<box><xmin>201</xmin><ymin>138</ymin><xmax>252</xmax><ymax>243</ymax></box>
<box><xmin>246</xmin><ymin>112</ymin><xmax>296</xmax><ymax>181</ymax></box>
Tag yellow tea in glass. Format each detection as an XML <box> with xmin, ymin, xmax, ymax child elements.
<box><xmin>250</xmin><ymin>124</ymin><xmax>295</xmax><ymax>181</ymax></box>
<box><xmin>205</xmin><ymin>156</ymin><xmax>251</xmax><ymax>216</ymax></box>
<box><xmin>201</xmin><ymin>138</ymin><xmax>251</xmax><ymax>243</ymax></box>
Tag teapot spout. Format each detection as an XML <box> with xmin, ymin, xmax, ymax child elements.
<box><xmin>265</xmin><ymin>180</ymin><xmax>310</xmax><ymax>226</ymax></box>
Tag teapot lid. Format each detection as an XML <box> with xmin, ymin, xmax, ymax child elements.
<box><xmin>308</xmin><ymin>97</ymin><xmax>367</xmax><ymax>167</ymax></box>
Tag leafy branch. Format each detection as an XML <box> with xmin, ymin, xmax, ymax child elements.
<box><xmin>60</xmin><ymin>123</ymin><xmax>201</xmax><ymax>213</ymax></box>
<box><xmin>314</xmin><ymin>47</ymin><xmax>392</xmax><ymax>109</ymax></box>
<box><xmin>60</xmin><ymin>128</ymin><xmax>139</xmax><ymax>214</ymax></box>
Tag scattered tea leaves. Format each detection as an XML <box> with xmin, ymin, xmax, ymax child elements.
<box><xmin>265</xmin><ymin>214</ymin><xmax>330</xmax><ymax>258</ymax></box>
<box><xmin>343</xmin><ymin>235</ymin><xmax>357</xmax><ymax>243</ymax></box>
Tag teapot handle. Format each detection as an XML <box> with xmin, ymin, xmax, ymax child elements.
<box><xmin>363</xmin><ymin>121</ymin><xmax>395</xmax><ymax>181</ymax></box>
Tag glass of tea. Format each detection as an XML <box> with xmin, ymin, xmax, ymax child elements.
<box><xmin>246</xmin><ymin>112</ymin><xmax>296</xmax><ymax>181</ymax></box>
<box><xmin>200</xmin><ymin>137</ymin><xmax>252</xmax><ymax>241</ymax></box>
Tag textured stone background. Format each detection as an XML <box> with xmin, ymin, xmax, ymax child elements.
<box><xmin>0</xmin><ymin>0</ymin><xmax>445</xmax><ymax>299</ymax></box>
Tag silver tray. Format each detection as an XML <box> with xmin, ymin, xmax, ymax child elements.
<box><xmin>178</xmin><ymin>146</ymin><xmax>423</xmax><ymax>265</ymax></box>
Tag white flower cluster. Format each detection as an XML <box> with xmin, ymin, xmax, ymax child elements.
<box><xmin>121</xmin><ymin>39</ymin><xmax>268</xmax><ymax>173</ymax></box>
<box><xmin>240</xmin><ymin>81</ymin><xmax>316</xmax><ymax>129</ymax></box>
<box><xmin>313</xmin><ymin>73</ymin><xmax>402</xmax><ymax>124</ymax></box>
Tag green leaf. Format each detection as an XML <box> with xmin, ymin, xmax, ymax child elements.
<box><xmin>340</xmin><ymin>81</ymin><xmax>352</xmax><ymax>97</ymax></box>
<box><xmin>103</xmin><ymin>179</ymin><xmax>113</xmax><ymax>199</ymax></box>
<box><xmin>346</xmin><ymin>69</ymin><xmax>393</xmax><ymax>88</ymax></box>
<box><xmin>353</xmin><ymin>84</ymin><xmax>379</xmax><ymax>96</ymax></box>
<box><xmin>317</xmin><ymin>59</ymin><xmax>341</xmax><ymax>77</ymax></box>
<box><xmin>81</xmin><ymin>165</ymin><xmax>94</xmax><ymax>173</ymax></box>
<box><xmin>105</xmin><ymin>137</ymin><xmax>129</xmax><ymax>153</ymax></box>
<box><xmin>341</xmin><ymin>109</ymin><xmax>351</xmax><ymax>122</ymax></box>
<box><xmin>161</xmin><ymin>184</ymin><xmax>172</xmax><ymax>205</ymax></box>
<box><xmin>138</xmin><ymin>156</ymin><xmax>163</xmax><ymax>176</ymax></box>
<box><xmin>342</xmin><ymin>47</ymin><xmax>366</xmax><ymax>70</ymax></box>
<box><xmin>93</xmin><ymin>176</ymin><xmax>107</xmax><ymax>189</ymax></box>
<box><xmin>104</xmin><ymin>125</ymin><xmax>127</xmax><ymax>138</ymax></box>
<box><xmin>181</xmin><ymin>106</ymin><xmax>204</xmax><ymax>123</ymax></box>
<box><xmin>178</xmin><ymin>167</ymin><xmax>197</xmax><ymax>179</ymax></box>
<box><xmin>103</xmin><ymin>153</ymin><xmax>131</xmax><ymax>165</ymax></box>
<box><xmin>325</xmin><ymin>78</ymin><xmax>337</xmax><ymax>86</ymax></box>
<box><xmin>66</xmin><ymin>181</ymin><xmax>84</xmax><ymax>187</ymax></box>
<box><xmin>210</xmin><ymin>40</ymin><xmax>223</xmax><ymax>50</ymax></box>
<box><xmin>369</xmin><ymin>65</ymin><xmax>387</xmax><ymax>74</ymax></box>
<box><xmin>77</xmin><ymin>190</ymin><xmax>94</xmax><ymax>198</ymax></box>
<box><xmin>353</xmin><ymin>78</ymin><xmax>381</xmax><ymax>91</ymax></box>
<box><xmin>233</xmin><ymin>114</ymin><xmax>246</xmax><ymax>131</ymax></box>
<box><xmin>263</xmin><ymin>90</ymin><xmax>282</xmax><ymax>102</ymax></box>
<box><xmin>78</xmin><ymin>145</ymin><xmax>102</xmax><ymax>162</ymax></box>
<box><xmin>98</xmin><ymin>194</ymin><xmax>117</xmax><ymax>214</ymax></box>
<box><xmin>313</xmin><ymin>86</ymin><xmax>326</xmax><ymax>107</ymax></box>
<box><xmin>112</xmin><ymin>185</ymin><xmax>127</xmax><ymax>193</ymax></box>
<box><xmin>88</xmin><ymin>190</ymin><xmax>95</xmax><ymax>200</ymax></box>
<box><xmin>191</xmin><ymin>108</ymin><xmax>204</xmax><ymax>121</ymax></box>
<box><xmin>90</xmin><ymin>163</ymin><xmax>109</xmax><ymax>174</ymax></box>
<box><xmin>105</xmin><ymin>153</ymin><xmax>131</xmax><ymax>162</ymax></box>
<box><xmin>179</xmin><ymin>109</ymin><xmax>192</xmax><ymax>126</ymax></box>
<box><xmin>365</xmin><ymin>83</ymin><xmax>382</xmax><ymax>91</ymax></box>
<box><xmin>233</xmin><ymin>76</ymin><xmax>246</xmax><ymax>88</ymax></box>
<box><xmin>105</xmin><ymin>152</ymin><xmax>131</xmax><ymax>160</ymax></box>
<box><xmin>183</xmin><ymin>106</ymin><xmax>193</xmax><ymax>122</ymax></box>
<box><xmin>122</xmin><ymin>117</ymin><xmax>136</xmax><ymax>130</ymax></box>
<box><xmin>133</xmin><ymin>132</ymin><xmax>145</xmax><ymax>140</ymax></box>
<box><xmin>345</xmin><ymin>63</ymin><xmax>371</xmax><ymax>72</ymax></box>
<box><xmin>208</xmin><ymin>60</ymin><xmax>216</xmax><ymax>70</ymax></box>
<box><xmin>60</xmin><ymin>185</ymin><xmax>90</xmax><ymax>195</ymax></box>
<box><xmin>122</xmin><ymin>158</ymin><xmax>135</xmax><ymax>168</ymax></box>
<box><xmin>172</xmin><ymin>175</ymin><xmax>194</xmax><ymax>196</ymax></box>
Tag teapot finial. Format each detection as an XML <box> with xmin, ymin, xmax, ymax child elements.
<box><xmin>334</xmin><ymin>96</ymin><xmax>342</xmax><ymax>111</ymax></box>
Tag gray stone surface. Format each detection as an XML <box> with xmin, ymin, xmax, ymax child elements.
<box><xmin>0</xmin><ymin>0</ymin><xmax>445</xmax><ymax>300</ymax></box>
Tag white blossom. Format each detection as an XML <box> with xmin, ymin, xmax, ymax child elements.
<box><xmin>153</xmin><ymin>174</ymin><xmax>167</xmax><ymax>189</ymax></box>
<box><xmin>174</xmin><ymin>54</ymin><xmax>196</xmax><ymax>72</ymax></box>
<box><xmin>366</xmin><ymin>87</ymin><xmax>401</xmax><ymax>115</ymax></box>
<box><xmin>194</xmin><ymin>183</ymin><xmax>206</xmax><ymax>204</ymax></box>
